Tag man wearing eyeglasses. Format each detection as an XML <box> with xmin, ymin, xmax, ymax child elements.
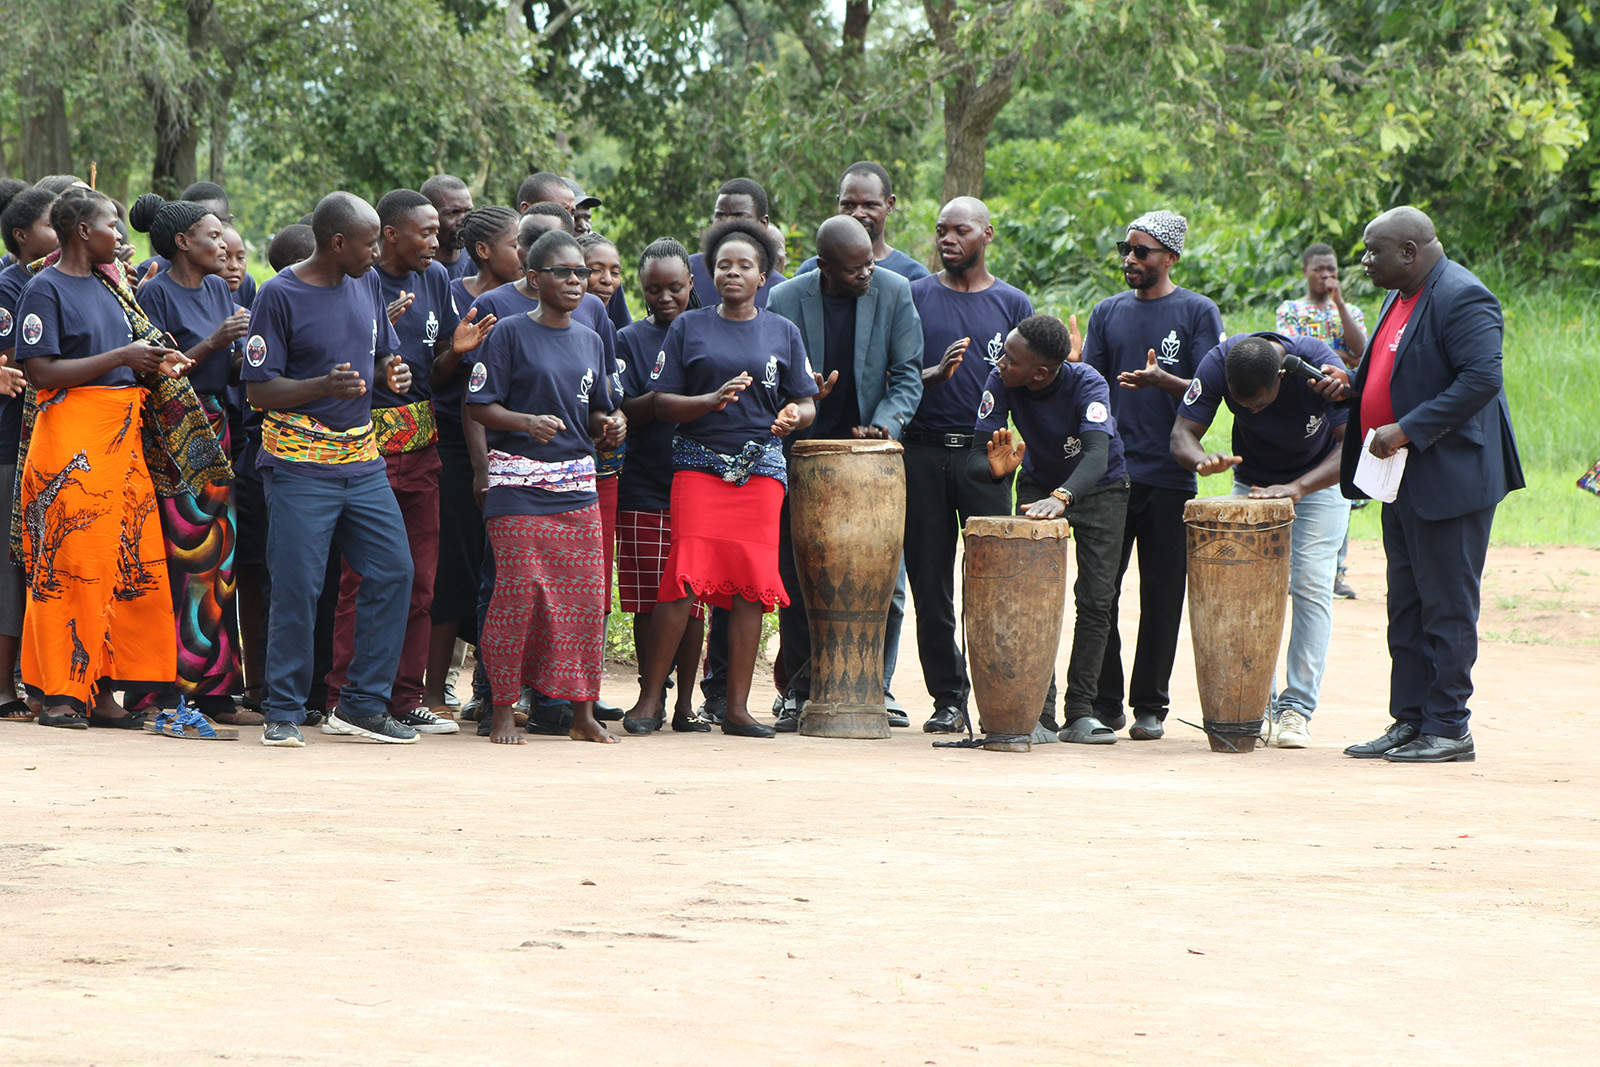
<box><xmin>1075</xmin><ymin>210</ymin><xmax>1223</xmax><ymax>741</ymax></box>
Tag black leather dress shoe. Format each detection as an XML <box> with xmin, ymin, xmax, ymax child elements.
<box><xmin>593</xmin><ymin>698</ymin><xmax>625</xmax><ymax>721</ymax></box>
<box><xmin>1383</xmin><ymin>732</ymin><xmax>1475</xmax><ymax>763</ymax></box>
<box><xmin>721</xmin><ymin>720</ymin><xmax>776</xmax><ymax>738</ymax></box>
<box><xmin>1343</xmin><ymin>721</ymin><xmax>1420</xmax><ymax>758</ymax></box>
<box><xmin>622</xmin><ymin>714</ymin><xmax>663</xmax><ymax>735</ymax></box>
<box><xmin>1129</xmin><ymin>711</ymin><xmax>1165</xmax><ymax>740</ymax></box>
<box><xmin>922</xmin><ymin>705</ymin><xmax>967</xmax><ymax>734</ymax></box>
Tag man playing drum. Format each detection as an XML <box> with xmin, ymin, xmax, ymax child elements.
<box><xmin>969</xmin><ymin>315</ymin><xmax>1131</xmax><ymax>743</ymax></box>
<box><xmin>1168</xmin><ymin>333</ymin><xmax>1348</xmax><ymax>748</ymax></box>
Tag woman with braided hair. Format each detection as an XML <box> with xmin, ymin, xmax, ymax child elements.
<box><xmin>13</xmin><ymin>187</ymin><xmax>190</xmax><ymax>730</ymax></box>
<box><xmin>129</xmin><ymin>192</ymin><xmax>251</xmax><ymax>724</ymax></box>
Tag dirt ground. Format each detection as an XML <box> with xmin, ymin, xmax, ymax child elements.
<box><xmin>3</xmin><ymin>541</ymin><xmax>1599</xmax><ymax>1066</ymax></box>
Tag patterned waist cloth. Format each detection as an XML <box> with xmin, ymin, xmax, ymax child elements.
<box><xmin>486</xmin><ymin>450</ymin><xmax>596</xmax><ymax>493</ymax></box>
<box><xmin>671</xmin><ymin>436</ymin><xmax>786</xmax><ymax>487</ymax></box>
<box><xmin>372</xmin><ymin>399</ymin><xmax>438</xmax><ymax>456</ymax></box>
<box><xmin>261</xmin><ymin>412</ymin><xmax>378</xmax><ymax>465</ymax></box>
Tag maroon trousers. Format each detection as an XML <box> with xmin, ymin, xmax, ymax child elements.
<box><xmin>326</xmin><ymin>446</ymin><xmax>442</xmax><ymax>714</ymax></box>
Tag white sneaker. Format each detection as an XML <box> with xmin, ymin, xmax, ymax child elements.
<box><xmin>1275</xmin><ymin>709</ymin><xmax>1310</xmax><ymax>748</ymax></box>
<box><xmin>1259</xmin><ymin>710</ymin><xmax>1274</xmax><ymax>742</ymax></box>
<box><xmin>392</xmin><ymin>707</ymin><xmax>459</xmax><ymax>734</ymax></box>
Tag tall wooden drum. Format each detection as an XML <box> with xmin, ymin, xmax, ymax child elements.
<box><xmin>962</xmin><ymin>516</ymin><xmax>1071</xmax><ymax>752</ymax></box>
<box><xmin>1183</xmin><ymin>496</ymin><xmax>1295</xmax><ymax>753</ymax></box>
<box><xmin>789</xmin><ymin>439</ymin><xmax>906</xmax><ymax>739</ymax></box>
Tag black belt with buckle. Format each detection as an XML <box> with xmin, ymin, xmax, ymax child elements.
<box><xmin>903</xmin><ymin>430</ymin><xmax>974</xmax><ymax>449</ymax></box>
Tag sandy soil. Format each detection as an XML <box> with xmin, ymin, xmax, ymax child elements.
<box><xmin>3</xmin><ymin>541</ymin><xmax>1599</xmax><ymax>1066</ymax></box>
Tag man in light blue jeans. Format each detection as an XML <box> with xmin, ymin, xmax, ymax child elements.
<box><xmin>1169</xmin><ymin>332</ymin><xmax>1350</xmax><ymax>747</ymax></box>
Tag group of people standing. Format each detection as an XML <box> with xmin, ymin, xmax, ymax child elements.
<box><xmin>0</xmin><ymin>158</ymin><xmax>1521</xmax><ymax>763</ymax></box>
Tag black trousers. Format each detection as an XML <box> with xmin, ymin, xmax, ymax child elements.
<box><xmin>1381</xmin><ymin>496</ymin><xmax>1495</xmax><ymax>739</ymax></box>
<box><xmin>700</xmin><ymin>608</ymin><xmax>729</xmax><ymax>699</ymax></box>
<box><xmin>902</xmin><ymin>442</ymin><xmax>1013</xmax><ymax>711</ymax></box>
<box><xmin>1093</xmin><ymin>482</ymin><xmax>1192</xmax><ymax>722</ymax></box>
<box><xmin>1017</xmin><ymin>474</ymin><xmax>1130</xmax><ymax>726</ymax></box>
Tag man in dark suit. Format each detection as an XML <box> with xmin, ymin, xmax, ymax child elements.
<box><xmin>1319</xmin><ymin>207</ymin><xmax>1523</xmax><ymax>763</ymax></box>
<box><xmin>766</xmin><ymin>216</ymin><xmax>924</xmax><ymax>730</ymax></box>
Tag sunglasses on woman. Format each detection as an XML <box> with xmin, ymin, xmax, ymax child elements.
<box><xmin>533</xmin><ymin>266</ymin><xmax>595</xmax><ymax>280</ymax></box>
<box><xmin>1116</xmin><ymin>241</ymin><xmax>1169</xmax><ymax>260</ymax></box>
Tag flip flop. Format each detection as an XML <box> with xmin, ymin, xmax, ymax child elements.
<box><xmin>145</xmin><ymin>703</ymin><xmax>239</xmax><ymax>741</ymax></box>
<box><xmin>0</xmin><ymin>699</ymin><xmax>35</xmax><ymax>722</ymax></box>
<box><xmin>1058</xmin><ymin>716</ymin><xmax>1118</xmax><ymax>745</ymax></box>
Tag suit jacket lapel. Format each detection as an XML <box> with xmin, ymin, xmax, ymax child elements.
<box><xmin>800</xmin><ymin>276</ymin><xmax>824</xmax><ymax>368</ymax></box>
<box><xmin>854</xmin><ymin>286</ymin><xmax>878</xmax><ymax>398</ymax></box>
<box><xmin>1391</xmin><ymin>257</ymin><xmax>1448</xmax><ymax>374</ymax></box>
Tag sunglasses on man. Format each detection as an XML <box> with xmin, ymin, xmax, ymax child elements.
<box><xmin>1117</xmin><ymin>240</ymin><xmax>1170</xmax><ymax>260</ymax></box>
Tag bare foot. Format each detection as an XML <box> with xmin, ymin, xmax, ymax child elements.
<box><xmin>488</xmin><ymin>706</ymin><xmax>525</xmax><ymax>745</ymax></box>
<box><xmin>569</xmin><ymin>720</ymin><xmax>620</xmax><ymax>744</ymax></box>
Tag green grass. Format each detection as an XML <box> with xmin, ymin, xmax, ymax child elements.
<box><xmin>1091</xmin><ymin>276</ymin><xmax>1600</xmax><ymax>547</ymax></box>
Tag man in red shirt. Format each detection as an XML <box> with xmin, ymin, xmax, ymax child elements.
<box><xmin>1316</xmin><ymin>207</ymin><xmax>1523</xmax><ymax>763</ymax></box>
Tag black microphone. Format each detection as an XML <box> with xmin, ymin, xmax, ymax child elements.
<box><xmin>1282</xmin><ymin>353</ymin><xmax>1350</xmax><ymax>399</ymax></box>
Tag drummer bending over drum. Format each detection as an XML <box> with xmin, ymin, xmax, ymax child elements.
<box><xmin>1168</xmin><ymin>333</ymin><xmax>1349</xmax><ymax>748</ymax></box>
<box><xmin>967</xmin><ymin>315</ymin><xmax>1132</xmax><ymax>744</ymax></box>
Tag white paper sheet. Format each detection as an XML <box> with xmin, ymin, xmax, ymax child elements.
<box><xmin>1353</xmin><ymin>428</ymin><xmax>1407</xmax><ymax>503</ymax></box>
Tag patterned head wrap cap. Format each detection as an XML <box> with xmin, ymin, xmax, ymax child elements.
<box><xmin>1128</xmin><ymin>210</ymin><xmax>1187</xmax><ymax>255</ymax></box>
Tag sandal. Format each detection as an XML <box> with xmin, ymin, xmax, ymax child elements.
<box><xmin>88</xmin><ymin>709</ymin><xmax>150</xmax><ymax>730</ymax></box>
<box><xmin>145</xmin><ymin>703</ymin><xmax>239</xmax><ymax>741</ymax></box>
<box><xmin>0</xmin><ymin>699</ymin><xmax>34</xmax><ymax>722</ymax></box>
<box><xmin>1057</xmin><ymin>716</ymin><xmax>1118</xmax><ymax>745</ymax></box>
<box><xmin>38</xmin><ymin>709</ymin><xmax>88</xmax><ymax>730</ymax></box>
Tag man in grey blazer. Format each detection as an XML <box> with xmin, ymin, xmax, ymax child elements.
<box><xmin>767</xmin><ymin>216</ymin><xmax>924</xmax><ymax>730</ymax></box>
<box><xmin>1317</xmin><ymin>207</ymin><xmax>1523</xmax><ymax>763</ymax></box>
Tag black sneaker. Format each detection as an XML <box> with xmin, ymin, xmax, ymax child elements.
<box><xmin>922</xmin><ymin>705</ymin><xmax>967</xmax><ymax>734</ymax></box>
<box><xmin>323</xmin><ymin>709</ymin><xmax>418</xmax><ymax>744</ymax></box>
<box><xmin>261</xmin><ymin>721</ymin><xmax>305</xmax><ymax>747</ymax></box>
<box><xmin>773</xmin><ymin>695</ymin><xmax>802</xmax><ymax>733</ymax></box>
<box><xmin>698</xmin><ymin>693</ymin><xmax>727</xmax><ymax>726</ymax></box>
<box><xmin>392</xmin><ymin>707</ymin><xmax>459</xmax><ymax>734</ymax></box>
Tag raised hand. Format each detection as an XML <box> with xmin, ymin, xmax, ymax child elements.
<box><xmin>452</xmin><ymin>307</ymin><xmax>497</xmax><ymax>354</ymax></box>
<box><xmin>387</xmin><ymin>292</ymin><xmax>414</xmax><ymax>325</ymax></box>
<box><xmin>927</xmin><ymin>337</ymin><xmax>969</xmax><ymax>383</ymax></box>
<box><xmin>710</xmin><ymin>372</ymin><xmax>750</xmax><ymax>411</ymax></box>
<box><xmin>771</xmin><ymin>403</ymin><xmax>802</xmax><ymax>437</ymax></box>
<box><xmin>1196</xmin><ymin>452</ymin><xmax>1243</xmax><ymax>477</ymax></box>
<box><xmin>986</xmin><ymin>427</ymin><xmax>1026</xmax><ymax>479</ymax></box>
<box><xmin>1118</xmin><ymin>348</ymin><xmax>1164</xmax><ymax>390</ymax></box>
<box><xmin>0</xmin><ymin>354</ymin><xmax>25</xmax><ymax>398</ymax></box>
<box><xmin>323</xmin><ymin>361</ymin><xmax>367</xmax><ymax>398</ymax></box>
<box><xmin>1067</xmin><ymin>314</ymin><xmax>1083</xmax><ymax>362</ymax></box>
<box><xmin>812</xmin><ymin>369</ymin><xmax>839</xmax><ymax>403</ymax></box>
<box><xmin>384</xmin><ymin>354</ymin><xmax>412</xmax><ymax>394</ymax></box>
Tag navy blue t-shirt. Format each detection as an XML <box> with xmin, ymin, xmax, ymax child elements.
<box><xmin>464</xmin><ymin>315</ymin><xmax>614</xmax><ymax>517</ymax></box>
<box><xmin>136</xmin><ymin>271</ymin><xmax>240</xmax><ymax>395</ymax></box>
<box><xmin>807</xmin><ymin>291</ymin><xmax>859</xmax><ymax>440</ymax></box>
<box><xmin>1080</xmin><ymin>286</ymin><xmax>1224</xmax><ymax>492</ymax></box>
<box><xmin>607</xmin><ymin>287</ymin><xmax>632</xmax><ymax>332</ymax></box>
<box><xmin>15</xmin><ymin>267</ymin><xmax>137</xmax><ymax>389</ymax></box>
<box><xmin>974</xmin><ymin>363</ymin><xmax>1126</xmax><ymax>490</ymax></box>
<box><xmin>439</xmin><ymin>252</ymin><xmax>473</xmax><ymax>282</ymax></box>
<box><xmin>688</xmin><ymin>252</ymin><xmax>786</xmax><ymax>311</ymax></box>
<box><xmin>1178</xmin><ymin>332</ymin><xmax>1348</xmax><ymax>487</ymax></box>
<box><xmin>797</xmin><ymin>247</ymin><xmax>932</xmax><ymax>282</ymax></box>
<box><xmin>138</xmin><ymin>255</ymin><xmax>256</xmax><ymax>309</ymax></box>
<box><xmin>435</xmin><ymin>277</ymin><xmax>493</xmax><ymax>427</ymax></box>
<box><xmin>242</xmin><ymin>267</ymin><xmax>399</xmax><ymax>478</ymax></box>
<box><xmin>616</xmin><ymin>318</ymin><xmax>675</xmax><ymax>511</ymax></box>
<box><xmin>372</xmin><ymin>261</ymin><xmax>460</xmax><ymax>408</ymax></box>
<box><xmin>907</xmin><ymin>276</ymin><xmax>1034</xmax><ymax>435</ymax></box>
<box><xmin>651</xmin><ymin>307</ymin><xmax>818</xmax><ymax>456</ymax></box>
<box><xmin>0</xmin><ymin>263</ymin><xmax>34</xmax><ymax>461</ymax></box>
<box><xmin>469</xmin><ymin>285</ymin><xmax>617</xmax><ymax>374</ymax></box>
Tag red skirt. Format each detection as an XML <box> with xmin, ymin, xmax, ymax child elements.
<box><xmin>658</xmin><ymin>471</ymin><xmax>787</xmax><ymax>612</ymax></box>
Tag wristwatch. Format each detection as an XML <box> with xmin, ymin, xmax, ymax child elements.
<box><xmin>1050</xmin><ymin>487</ymin><xmax>1073</xmax><ymax>506</ymax></box>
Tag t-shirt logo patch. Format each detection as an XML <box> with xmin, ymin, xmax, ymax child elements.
<box><xmin>651</xmin><ymin>350</ymin><xmax>666</xmax><ymax>380</ymax></box>
<box><xmin>1305</xmin><ymin>414</ymin><xmax>1324</xmax><ymax>438</ymax></box>
<box><xmin>0</xmin><ymin>308</ymin><xmax>12</xmax><ymax>338</ymax></box>
<box><xmin>977</xmin><ymin>390</ymin><xmax>995</xmax><ymax>420</ymax></box>
<box><xmin>1085</xmin><ymin>400</ymin><xmax>1108</xmax><ymax>423</ymax></box>
<box><xmin>21</xmin><ymin>313</ymin><xmax>42</xmax><ymax>347</ymax></box>
<box><xmin>1063</xmin><ymin>436</ymin><xmax>1082</xmax><ymax>459</ymax></box>
<box><xmin>985</xmin><ymin>332</ymin><xmax>1005</xmax><ymax>366</ymax></box>
<box><xmin>468</xmin><ymin>362</ymin><xmax>487</xmax><ymax>392</ymax></box>
<box><xmin>1182</xmin><ymin>377</ymin><xmax>1202</xmax><ymax>406</ymax></box>
<box><xmin>762</xmin><ymin>354</ymin><xmax>779</xmax><ymax>390</ymax></box>
<box><xmin>423</xmin><ymin>310</ymin><xmax>439</xmax><ymax>345</ymax></box>
<box><xmin>578</xmin><ymin>367</ymin><xmax>595</xmax><ymax>402</ymax></box>
<box><xmin>1158</xmin><ymin>329</ymin><xmax>1181</xmax><ymax>365</ymax></box>
<box><xmin>245</xmin><ymin>334</ymin><xmax>267</xmax><ymax>367</ymax></box>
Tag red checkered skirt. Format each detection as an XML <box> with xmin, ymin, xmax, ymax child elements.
<box><xmin>617</xmin><ymin>509</ymin><xmax>706</xmax><ymax>618</ymax></box>
<box><xmin>657</xmin><ymin>471</ymin><xmax>787</xmax><ymax>613</ymax></box>
<box><xmin>482</xmin><ymin>506</ymin><xmax>605</xmax><ymax>705</ymax></box>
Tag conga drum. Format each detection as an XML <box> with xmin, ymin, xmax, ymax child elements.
<box><xmin>789</xmin><ymin>439</ymin><xmax>906</xmax><ymax>739</ymax></box>
<box><xmin>1183</xmin><ymin>497</ymin><xmax>1295</xmax><ymax>753</ymax></box>
<box><xmin>962</xmin><ymin>516</ymin><xmax>1071</xmax><ymax>752</ymax></box>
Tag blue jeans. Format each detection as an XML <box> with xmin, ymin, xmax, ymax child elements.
<box><xmin>1233</xmin><ymin>481</ymin><xmax>1348</xmax><ymax>717</ymax></box>
<box><xmin>262</xmin><ymin>466</ymin><xmax>412</xmax><ymax>724</ymax></box>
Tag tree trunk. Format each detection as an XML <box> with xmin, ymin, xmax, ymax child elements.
<box><xmin>20</xmin><ymin>82</ymin><xmax>72</xmax><ymax>180</ymax></box>
<box><xmin>150</xmin><ymin>87</ymin><xmax>199</xmax><ymax>198</ymax></box>
<box><xmin>939</xmin><ymin>54</ymin><xmax>1023</xmax><ymax>204</ymax></box>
